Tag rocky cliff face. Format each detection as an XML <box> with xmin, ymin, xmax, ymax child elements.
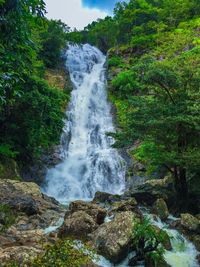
<box><xmin>0</xmin><ymin>179</ymin><xmax>64</xmax><ymax>264</ymax></box>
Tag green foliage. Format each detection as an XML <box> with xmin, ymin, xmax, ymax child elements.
<box><xmin>4</xmin><ymin>76</ymin><xmax>66</xmax><ymax>160</ymax></box>
<box><xmin>112</xmin><ymin>70</ymin><xmax>142</xmax><ymax>98</ymax></box>
<box><xmin>133</xmin><ymin>217</ymin><xmax>167</xmax><ymax>266</ymax></box>
<box><xmin>0</xmin><ymin>204</ymin><xmax>16</xmax><ymax>232</ymax></box>
<box><xmin>0</xmin><ymin>144</ymin><xmax>17</xmax><ymax>159</ymax></box>
<box><xmin>0</xmin><ymin>1</ymin><xmax>69</xmax><ymax>162</ymax></box>
<box><xmin>108</xmin><ymin>56</ymin><xmax>123</xmax><ymax>67</ymax></box>
<box><xmin>32</xmin><ymin>240</ymin><xmax>94</xmax><ymax>267</ymax></box>
<box><xmin>39</xmin><ymin>19</ymin><xmax>69</xmax><ymax>68</ymax></box>
<box><xmin>66</xmin><ymin>30</ymin><xmax>86</xmax><ymax>44</ymax></box>
<box><xmin>111</xmin><ymin>42</ymin><xmax>200</xmax><ymax>205</ymax></box>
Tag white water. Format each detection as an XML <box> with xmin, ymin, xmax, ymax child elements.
<box><xmin>44</xmin><ymin>217</ymin><xmax>64</xmax><ymax>235</ymax></box>
<box><xmin>146</xmin><ymin>213</ymin><xmax>199</xmax><ymax>267</ymax></box>
<box><xmin>43</xmin><ymin>44</ymin><xmax>125</xmax><ymax>203</ymax></box>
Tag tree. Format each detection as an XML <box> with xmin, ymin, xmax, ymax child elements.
<box><xmin>112</xmin><ymin>48</ymin><xmax>200</xmax><ymax>209</ymax></box>
<box><xmin>0</xmin><ymin>1</ymin><xmax>68</xmax><ymax>161</ymax></box>
<box><xmin>39</xmin><ymin>19</ymin><xmax>70</xmax><ymax>68</ymax></box>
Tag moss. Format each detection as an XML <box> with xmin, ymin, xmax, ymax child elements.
<box><xmin>0</xmin><ymin>204</ymin><xmax>16</xmax><ymax>232</ymax></box>
<box><xmin>0</xmin><ymin>159</ymin><xmax>21</xmax><ymax>181</ymax></box>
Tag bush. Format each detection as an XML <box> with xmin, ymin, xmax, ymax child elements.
<box><xmin>0</xmin><ymin>144</ymin><xmax>17</xmax><ymax>159</ymax></box>
<box><xmin>111</xmin><ymin>70</ymin><xmax>141</xmax><ymax>98</ymax></box>
<box><xmin>108</xmin><ymin>56</ymin><xmax>123</xmax><ymax>67</ymax></box>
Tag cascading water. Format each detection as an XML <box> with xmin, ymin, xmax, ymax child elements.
<box><xmin>144</xmin><ymin>212</ymin><xmax>199</xmax><ymax>267</ymax></box>
<box><xmin>43</xmin><ymin>44</ymin><xmax>126</xmax><ymax>203</ymax></box>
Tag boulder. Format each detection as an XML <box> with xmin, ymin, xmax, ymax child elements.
<box><xmin>153</xmin><ymin>198</ymin><xmax>169</xmax><ymax>220</ymax></box>
<box><xmin>90</xmin><ymin>211</ymin><xmax>133</xmax><ymax>263</ymax></box>
<box><xmin>0</xmin><ymin>226</ymin><xmax>47</xmax><ymax>247</ymax></box>
<box><xmin>93</xmin><ymin>191</ymin><xmax>121</xmax><ymax>204</ymax></box>
<box><xmin>0</xmin><ymin>246</ymin><xmax>42</xmax><ymax>265</ymax></box>
<box><xmin>0</xmin><ymin>180</ymin><xmax>63</xmax><ymax>220</ymax></box>
<box><xmin>145</xmin><ymin>255</ymin><xmax>170</xmax><ymax>267</ymax></box>
<box><xmin>180</xmin><ymin>213</ymin><xmax>200</xmax><ymax>232</ymax></box>
<box><xmin>110</xmin><ymin>198</ymin><xmax>137</xmax><ymax>213</ymax></box>
<box><xmin>59</xmin><ymin>211</ymin><xmax>98</xmax><ymax>238</ymax></box>
<box><xmin>68</xmin><ymin>200</ymin><xmax>107</xmax><ymax>224</ymax></box>
<box><xmin>127</xmin><ymin>176</ymin><xmax>175</xmax><ymax>205</ymax></box>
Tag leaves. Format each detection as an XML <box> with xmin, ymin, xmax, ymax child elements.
<box><xmin>0</xmin><ymin>1</ymin><xmax>69</xmax><ymax>161</ymax></box>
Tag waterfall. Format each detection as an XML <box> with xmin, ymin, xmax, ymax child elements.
<box><xmin>43</xmin><ymin>44</ymin><xmax>126</xmax><ymax>203</ymax></box>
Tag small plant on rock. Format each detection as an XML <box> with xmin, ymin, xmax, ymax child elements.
<box><xmin>130</xmin><ymin>217</ymin><xmax>169</xmax><ymax>266</ymax></box>
<box><xmin>31</xmin><ymin>239</ymin><xmax>95</xmax><ymax>267</ymax></box>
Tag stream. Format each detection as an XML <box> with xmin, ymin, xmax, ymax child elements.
<box><xmin>42</xmin><ymin>44</ymin><xmax>199</xmax><ymax>267</ymax></box>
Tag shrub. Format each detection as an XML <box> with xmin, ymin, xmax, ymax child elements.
<box><xmin>108</xmin><ymin>56</ymin><xmax>123</xmax><ymax>67</ymax></box>
<box><xmin>111</xmin><ymin>70</ymin><xmax>141</xmax><ymax>98</ymax></box>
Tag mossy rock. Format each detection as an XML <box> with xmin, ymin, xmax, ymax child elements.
<box><xmin>0</xmin><ymin>204</ymin><xmax>16</xmax><ymax>232</ymax></box>
<box><xmin>153</xmin><ymin>198</ymin><xmax>169</xmax><ymax>221</ymax></box>
<box><xmin>0</xmin><ymin>159</ymin><xmax>21</xmax><ymax>180</ymax></box>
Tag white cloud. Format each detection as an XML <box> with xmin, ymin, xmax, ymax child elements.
<box><xmin>45</xmin><ymin>0</ymin><xmax>107</xmax><ymax>30</ymax></box>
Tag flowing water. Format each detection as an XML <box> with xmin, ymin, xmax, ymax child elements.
<box><xmin>144</xmin><ymin>212</ymin><xmax>199</xmax><ymax>267</ymax></box>
<box><xmin>43</xmin><ymin>44</ymin><xmax>126</xmax><ymax>203</ymax></box>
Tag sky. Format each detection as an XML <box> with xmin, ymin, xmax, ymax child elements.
<box><xmin>45</xmin><ymin>0</ymin><xmax>119</xmax><ymax>30</ymax></box>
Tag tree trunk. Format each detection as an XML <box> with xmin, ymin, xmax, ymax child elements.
<box><xmin>174</xmin><ymin>123</ymin><xmax>189</xmax><ymax>211</ymax></box>
<box><xmin>174</xmin><ymin>166</ymin><xmax>188</xmax><ymax>211</ymax></box>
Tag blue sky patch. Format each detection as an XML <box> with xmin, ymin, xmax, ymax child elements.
<box><xmin>82</xmin><ymin>0</ymin><xmax>119</xmax><ymax>12</ymax></box>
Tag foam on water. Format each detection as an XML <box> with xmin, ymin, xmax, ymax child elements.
<box><xmin>145</xmin><ymin>213</ymin><xmax>199</xmax><ymax>267</ymax></box>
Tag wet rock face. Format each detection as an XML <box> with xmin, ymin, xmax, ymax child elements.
<box><xmin>93</xmin><ymin>191</ymin><xmax>122</xmax><ymax>204</ymax></box>
<box><xmin>0</xmin><ymin>180</ymin><xmax>61</xmax><ymax>218</ymax></box>
<box><xmin>127</xmin><ymin>176</ymin><xmax>175</xmax><ymax>205</ymax></box>
<box><xmin>110</xmin><ymin>198</ymin><xmax>138</xmax><ymax>213</ymax></box>
<box><xmin>153</xmin><ymin>198</ymin><xmax>169</xmax><ymax>221</ymax></box>
<box><xmin>0</xmin><ymin>179</ymin><xmax>64</xmax><ymax>263</ymax></box>
<box><xmin>144</xmin><ymin>255</ymin><xmax>170</xmax><ymax>267</ymax></box>
<box><xmin>171</xmin><ymin>213</ymin><xmax>200</xmax><ymax>253</ymax></box>
<box><xmin>90</xmin><ymin>211</ymin><xmax>133</xmax><ymax>263</ymax></box>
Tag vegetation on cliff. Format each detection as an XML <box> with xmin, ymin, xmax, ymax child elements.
<box><xmin>0</xmin><ymin>0</ymin><xmax>70</xmax><ymax>164</ymax></box>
